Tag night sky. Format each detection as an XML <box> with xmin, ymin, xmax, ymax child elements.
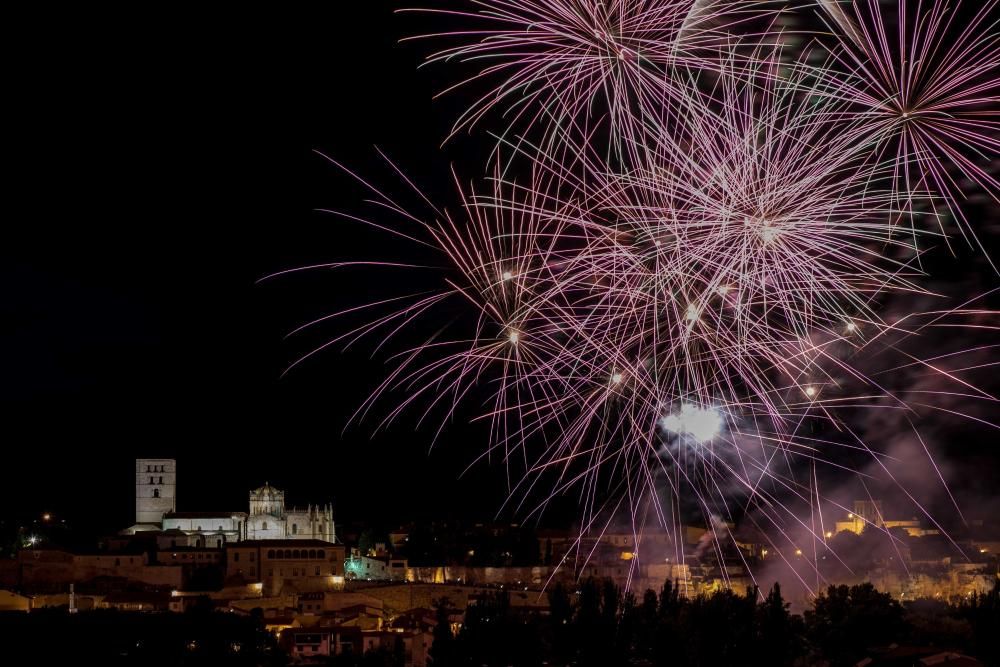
<box><xmin>3</xmin><ymin>4</ymin><xmax>509</xmax><ymax>534</ymax></box>
<box><xmin>3</xmin><ymin>4</ymin><xmax>997</xmax><ymax>537</ymax></box>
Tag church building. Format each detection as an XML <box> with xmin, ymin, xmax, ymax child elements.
<box><xmin>242</xmin><ymin>482</ymin><xmax>335</xmax><ymax>542</ymax></box>
<box><xmin>128</xmin><ymin>459</ymin><xmax>335</xmax><ymax>546</ymax></box>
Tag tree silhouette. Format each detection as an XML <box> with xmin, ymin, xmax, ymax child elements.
<box><xmin>754</xmin><ymin>583</ymin><xmax>800</xmax><ymax>667</ymax></box>
<box><xmin>805</xmin><ymin>583</ymin><xmax>904</xmax><ymax>667</ymax></box>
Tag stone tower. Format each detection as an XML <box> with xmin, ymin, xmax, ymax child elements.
<box><xmin>135</xmin><ymin>458</ymin><xmax>176</xmax><ymax>525</ymax></box>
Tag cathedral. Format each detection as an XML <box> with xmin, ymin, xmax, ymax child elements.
<box><xmin>129</xmin><ymin>458</ymin><xmax>335</xmax><ymax>545</ymax></box>
<box><xmin>243</xmin><ymin>482</ymin><xmax>335</xmax><ymax>541</ymax></box>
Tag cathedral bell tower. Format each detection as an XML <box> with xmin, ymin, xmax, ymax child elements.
<box><xmin>136</xmin><ymin>458</ymin><xmax>176</xmax><ymax>525</ymax></box>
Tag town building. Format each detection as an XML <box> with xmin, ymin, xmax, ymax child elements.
<box><xmin>346</xmin><ymin>550</ymin><xmax>393</xmax><ymax>581</ymax></box>
<box><xmin>285</xmin><ymin>627</ymin><xmax>432</xmax><ymax>667</ymax></box>
<box><xmin>16</xmin><ymin>547</ymin><xmax>184</xmax><ymax>593</ymax></box>
<box><xmin>226</xmin><ymin>539</ymin><xmax>346</xmax><ymax>596</ymax></box>
<box><xmin>0</xmin><ymin>589</ymin><xmax>31</xmax><ymax>612</ymax></box>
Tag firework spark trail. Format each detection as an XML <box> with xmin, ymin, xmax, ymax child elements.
<box><xmin>401</xmin><ymin>0</ymin><xmax>785</xmax><ymax>161</ymax></box>
<box><xmin>490</xmin><ymin>47</ymin><xmax>932</xmax><ymax>419</ymax></box>
<box><xmin>277</xmin><ymin>2</ymin><xmax>1000</xmax><ymax>594</ymax></box>
<box><xmin>815</xmin><ymin>0</ymin><xmax>1000</xmax><ymax>261</ymax></box>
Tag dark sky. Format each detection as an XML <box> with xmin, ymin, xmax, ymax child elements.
<box><xmin>3</xmin><ymin>4</ymin><xmax>997</xmax><ymax>537</ymax></box>
<box><xmin>3</xmin><ymin>4</ymin><xmax>521</xmax><ymax>534</ymax></box>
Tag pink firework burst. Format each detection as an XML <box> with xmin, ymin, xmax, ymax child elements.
<box><xmin>273</xmin><ymin>4</ymin><xmax>1000</xmax><ymax>594</ymax></box>
<box><xmin>817</xmin><ymin>0</ymin><xmax>1000</xmax><ymax>258</ymax></box>
<box><xmin>466</xmin><ymin>49</ymin><xmax>957</xmax><ymax>576</ymax></box>
<box><xmin>402</xmin><ymin>0</ymin><xmax>783</xmax><ymax>152</ymax></box>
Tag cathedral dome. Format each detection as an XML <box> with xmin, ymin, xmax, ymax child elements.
<box><xmin>250</xmin><ymin>482</ymin><xmax>284</xmax><ymax>500</ymax></box>
<box><xmin>249</xmin><ymin>482</ymin><xmax>286</xmax><ymax>520</ymax></box>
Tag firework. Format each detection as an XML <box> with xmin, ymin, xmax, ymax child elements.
<box><xmin>280</xmin><ymin>1</ymin><xmax>1000</xmax><ymax>594</ymax></box>
<box><xmin>817</xmin><ymin>0</ymin><xmax>1000</xmax><ymax>257</ymax></box>
<box><xmin>402</xmin><ymin>0</ymin><xmax>783</xmax><ymax>156</ymax></box>
<box><xmin>459</xmin><ymin>48</ymin><xmax>957</xmax><ymax>586</ymax></box>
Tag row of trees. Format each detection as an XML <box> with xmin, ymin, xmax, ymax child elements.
<box><xmin>429</xmin><ymin>578</ymin><xmax>1000</xmax><ymax>667</ymax></box>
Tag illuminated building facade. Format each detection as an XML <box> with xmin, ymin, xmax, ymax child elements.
<box><xmin>135</xmin><ymin>458</ymin><xmax>177</xmax><ymax>526</ymax></box>
<box><xmin>227</xmin><ymin>539</ymin><xmax>346</xmax><ymax>596</ymax></box>
<box><xmin>835</xmin><ymin>499</ymin><xmax>886</xmax><ymax>535</ymax></box>
<box><xmin>245</xmin><ymin>483</ymin><xmax>335</xmax><ymax>543</ymax></box>
<box><xmin>128</xmin><ymin>460</ymin><xmax>335</xmax><ymax>545</ymax></box>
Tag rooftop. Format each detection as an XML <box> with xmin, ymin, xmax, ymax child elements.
<box><xmin>230</xmin><ymin>539</ymin><xmax>339</xmax><ymax>548</ymax></box>
<box><xmin>103</xmin><ymin>591</ymin><xmax>171</xmax><ymax>604</ymax></box>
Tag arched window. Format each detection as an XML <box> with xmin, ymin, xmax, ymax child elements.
<box><xmin>292</xmin><ymin>550</ymin><xmax>301</xmax><ymax>559</ymax></box>
<box><xmin>283</xmin><ymin>549</ymin><xmax>292</xmax><ymax>559</ymax></box>
<box><xmin>262</xmin><ymin>522</ymin><xmax>268</xmax><ymax>530</ymax></box>
<box><xmin>218</xmin><ymin>525</ymin><xmax>223</xmax><ymax>531</ymax></box>
<box><xmin>153</xmin><ymin>489</ymin><xmax>160</xmax><ymax>498</ymax></box>
<box><xmin>196</xmin><ymin>538</ymin><xmax>204</xmax><ymax>548</ymax></box>
<box><xmin>267</xmin><ymin>550</ymin><xmax>275</xmax><ymax>559</ymax></box>
<box><xmin>317</xmin><ymin>550</ymin><xmax>325</xmax><ymax>559</ymax></box>
<box><xmin>308</xmin><ymin>549</ymin><xmax>316</xmax><ymax>559</ymax></box>
<box><xmin>216</xmin><ymin>539</ymin><xmax>222</xmax><ymax>548</ymax></box>
<box><xmin>292</xmin><ymin>524</ymin><xmax>297</xmax><ymax>535</ymax></box>
<box><xmin>170</xmin><ymin>539</ymin><xmax>176</xmax><ymax>548</ymax></box>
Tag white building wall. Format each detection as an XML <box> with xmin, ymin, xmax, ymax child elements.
<box><xmin>247</xmin><ymin>514</ymin><xmax>286</xmax><ymax>540</ymax></box>
<box><xmin>285</xmin><ymin>505</ymin><xmax>335</xmax><ymax>542</ymax></box>
<box><xmin>161</xmin><ymin>516</ymin><xmax>244</xmax><ymax>533</ymax></box>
